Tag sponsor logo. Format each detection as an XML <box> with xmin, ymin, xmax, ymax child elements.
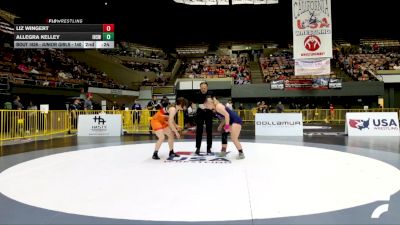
<box><xmin>349</xmin><ymin>119</ymin><xmax>370</xmax><ymax>130</ymax></box>
<box><xmin>164</xmin><ymin>152</ymin><xmax>231</xmax><ymax>164</ymax></box>
<box><xmin>271</xmin><ymin>83</ymin><xmax>284</xmax><ymax>90</ymax></box>
<box><xmin>349</xmin><ymin>118</ymin><xmax>399</xmax><ymax>131</ymax></box>
<box><xmin>328</xmin><ymin>80</ymin><xmax>342</xmax><ymax>89</ymax></box>
<box><xmin>304</xmin><ymin>35</ymin><xmax>321</xmax><ymax>51</ymax></box>
<box><xmin>91</xmin><ymin>116</ymin><xmax>107</xmax><ymax>131</ymax></box>
<box><xmin>93</xmin><ymin>116</ymin><xmax>106</xmax><ymax>125</ymax></box>
<box><xmin>271</xmin><ymin>80</ymin><xmax>285</xmax><ymax>90</ymax></box>
<box><xmin>256</xmin><ymin>121</ymin><xmax>302</xmax><ymax>126</ymax></box>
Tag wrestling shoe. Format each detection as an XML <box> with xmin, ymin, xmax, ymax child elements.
<box><xmin>169</xmin><ymin>152</ymin><xmax>180</xmax><ymax>157</ymax></box>
<box><xmin>237</xmin><ymin>153</ymin><xmax>245</xmax><ymax>160</ymax></box>
<box><xmin>218</xmin><ymin>151</ymin><xmax>227</xmax><ymax>157</ymax></box>
<box><xmin>152</xmin><ymin>153</ymin><xmax>160</xmax><ymax>160</ymax></box>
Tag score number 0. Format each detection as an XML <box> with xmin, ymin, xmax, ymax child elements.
<box><xmin>102</xmin><ymin>24</ymin><xmax>114</xmax><ymax>32</ymax></box>
<box><xmin>101</xmin><ymin>24</ymin><xmax>114</xmax><ymax>48</ymax></box>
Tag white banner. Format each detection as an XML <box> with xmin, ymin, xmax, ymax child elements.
<box><xmin>254</xmin><ymin>0</ymin><xmax>267</xmax><ymax>4</ymax></box>
<box><xmin>177</xmin><ymin>0</ymin><xmax>230</xmax><ymax>4</ymax></box>
<box><xmin>184</xmin><ymin>0</ymin><xmax>206</xmax><ymax>5</ymax></box>
<box><xmin>205</xmin><ymin>0</ymin><xmax>217</xmax><ymax>5</ymax></box>
<box><xmin>217</xmin><ymin>0</ymin><xmax>230</xmax><ymax>5</ymax></box>
<box><xmin>292</xmin><ymin>0</ymin><xmax>332</xmax><ymax>59</ymax></box>
<box><xmin>255</xmin><ymin>113</ymin><xmax>303</xmax><ymax>136</ymax></box>
<box><xmin>295</xmin><ymin>58</ymin><xmax>330</xmax><ymax>75</ymax></box>
<box><xmin>345</xmin><ymin>112</ymin><xmax>400</xmax><ymax>136</ymax></box>
<box><xmin>78</xmin><ymin>114</ymin><xmax>122</xmax><ymax>136</ymax></box>
<box><xmin>88</xmin><ymin>87</ymin><xmax>139</xmax><ymax>96</ymax></box>
<box><xmin>232</xmin><ymin>0</ymin><xmax>248</xmax><ymax>4</ymax></box>
<box><xmin>178</xmin><ymin>0</ymin><xmax>275</xmax><ymax>4</ymax></box>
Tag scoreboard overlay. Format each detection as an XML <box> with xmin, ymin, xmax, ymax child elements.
<box><xmin>14</xmin><ymin>24</ymin><xmax>114</xmax><ymax>49</ymax></box>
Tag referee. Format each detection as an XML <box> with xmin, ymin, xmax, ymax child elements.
<box><xmin>193</xmin><ymin>81</ymin><xmax>214</xmax><ymax>155</ymax></box>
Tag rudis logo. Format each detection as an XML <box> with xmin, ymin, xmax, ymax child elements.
<box><xmin>164</xmin><ymin>152</ymin><xmax>231</xmax><ymax>164</ymax></box>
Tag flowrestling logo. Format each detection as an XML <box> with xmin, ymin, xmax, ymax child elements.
<box><xmin>164</xmin><ymin>152</ymin><xmax>231</xmax><ymax>164</ymax></box>
<box><xmin>349</xmin><ymin>118</ymin><xmax>399</xmax><ymax>131</ymax></box>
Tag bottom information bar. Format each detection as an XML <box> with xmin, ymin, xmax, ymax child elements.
<box><xmin>14</xmin><ymin>41</ymin><xmax>114</xmax><ymax>49</ymax></box>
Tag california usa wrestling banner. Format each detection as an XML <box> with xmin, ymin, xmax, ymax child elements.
<box><xmin>292</xmin><ymin>0</ymin><xmax>332</xmax><ymax>60</ymax></box>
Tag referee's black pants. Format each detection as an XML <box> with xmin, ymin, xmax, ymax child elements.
<box><xmin>195</xmin><ymin>108</ymin><xmax>213</xmax><ymax>150</ymax></box>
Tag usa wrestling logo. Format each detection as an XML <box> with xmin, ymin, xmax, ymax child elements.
<box><xmin>164</xmin><ymin>151</ymin><xmax>231</xmax><ymax>164</ymax></box>
<box><xmin>349</xmin><ymin>118</ymin><xmax>370</xmax><ymax>130</ymax></box>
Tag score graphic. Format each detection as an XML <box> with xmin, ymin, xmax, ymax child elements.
<box><xmin>103</xmin><ymin>24</ymin><xmax>114</xmax><ymax>32</ymax></box>
<box><xmin>14</xmin><ymin>23</ymin><xmax>115</xmax><ymax>49</ymax></box>
<box><xmin>102</xmin><ymin>24</ymin><xmax>114</xmax><ymax>42</ymax></box>
<box><xmin>101</xmin><ymin>24</ymin><xmax>114</xmax><ymax>48</ymax></box>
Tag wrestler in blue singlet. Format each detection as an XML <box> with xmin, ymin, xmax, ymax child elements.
<box><xmin>216</xmin><ymin>106</ymin><xmax>242</xmax><ymax>125</ymax></box>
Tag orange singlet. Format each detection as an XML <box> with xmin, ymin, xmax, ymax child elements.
<box><xmin>150</xmin><ymin>108</ymin><xmax>169</xmax><ymax>131</ymax></box>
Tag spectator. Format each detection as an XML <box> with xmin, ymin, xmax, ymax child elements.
<box><xmin>146</xmin><ymin>95</ymin><xmax>158</xmax><ymax>133</ymax></box>
<box><xmin>258</xmin><ymin>101</ymin><xmax>269</xmax><ymax>113</ymax></box>
<box><xmin>160</xmin><ymin>96</ymin><xmax>169</xmax><ymax>108</ymax></box>
<box><xmin>182</xmin><ymin>55</ymin><xmax>251</xmax><ymax>85</ymax></box>
<box><xmin>131</xmin><ymin>99</ymin><xmax>142</xmax><ymax>124</ymax></box>
<box><xmin>70</xmin><ymin>98</ymin><xmax>81</xmax><ymax>110</ymax></box>
<box><xmin>186</xmin><ymin>102</ymin><xmax>196</xmax><ymax>128</ymax></box>
<box><xmin>12</xmin><ymin>95</ymin><xmax>23</xmax><ymax>110</ymax></box>
<box><xmin>276</xmin><ymin>101</ymin><xmax>284</xmax><ymax>113</ymax></box>
<box><xmin>2</xmin><ymin>48</ymin><xmax>124</xmax><ymax>90</ymax></box>
<box><xmin>329</xmin><ymin>103</ymin><xmax>335</xmax><ymax>121</ymax></box>
<box><xmin>226</xmin><ymin>100</ymin><xmax>233</xmax><ymax>110</ymax></box>
<box><xmin>84</xmin><ymin>94</ymin><xmax>93</xmax><ymax>110</ymax></box>
<box><xmin>27</xmin><ymin>101</ymin><xmax>38</xmax><ymax>110</ymax></box>
<box><xmin>112</xmin><ymin>101</ymin><xmax>119</xmax><ymax>110</ymax></box>
<box><xmin>238</xmin><ymin>103</ymin><xmax>245</xmax><ymax>119</ymax></box>
<box><xmin>238</xmin><ymin>103</ymin><xmax>244</xmax><ymax>111</ymax></box>
<box><xmin>147</xmin><ymin>95</ymin><xmax>158</xmax><ymax>111</ymax></box>
<box><xmin>69</xmin><ymin>98</ymin><xmax>81</xmax><ymax>129</ymax></box>
<box><xmin>27</xmin><ymin>101</ymin><xmax>38</xmax><ymax>133</ymax></box>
